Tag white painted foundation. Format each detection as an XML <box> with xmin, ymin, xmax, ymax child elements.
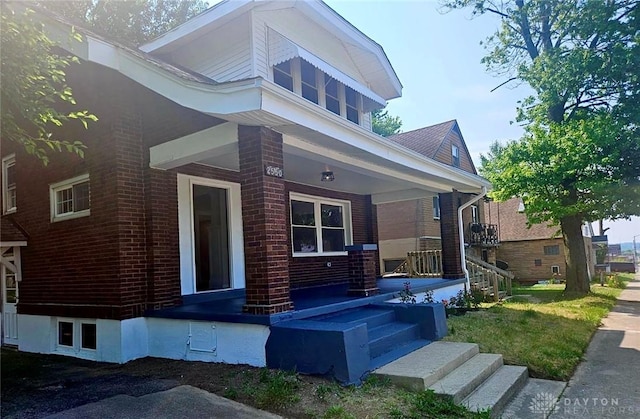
<box><xmin>15</xmin><ymin>314</ymin><xmax>270</xmax><ymax>366</ymax></box>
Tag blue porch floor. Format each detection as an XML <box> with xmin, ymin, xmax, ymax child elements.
<box><xmin>146</xmin><ymin>278</ymin><xmax>464</xmax><ymax>326</ymax></box>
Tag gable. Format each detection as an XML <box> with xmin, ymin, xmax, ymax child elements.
<box><xmin>432</xmin><ymin>123</ymin><xmax>477</xmax><ymax>174</ymax></box>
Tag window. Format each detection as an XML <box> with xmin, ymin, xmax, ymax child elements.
<box><xmin>273</xmin><ymin>60</ymin><xmax>294</xmax><ymax>92</ymax></box>
<box><xmin>50</xmin><ymin>174</ymin><xmax>90</xmax><ymax>221</ymax></box>
<box><xmin>534</xmin><ymin>259</ymin><xmax>542</xmax><ymax>266</ymax></box>
<box><xmin>384</xmin><ymin>259</ymin><xmax>405</xmax><ymax>273</ymax></box>
<box><xmin>471</xmin><ymin>205</ymin><xmax>479</xmax><ymax>223</ymax></box>
<box><xmin>57</xmin><ymin>319</ymin><xmax>97</xmax><ymax>352</ymax></box>
<box><xmin>325</xmin><ymin>74</ymin><xmax>340</xmax><ymax>115</ymax></box>
<box><xmin>58</xmin><ymin>321</ymin><xmax>74</xmax><ymax>347</ymax></box>
<box><xmin>81</xmin><ymin>323</ymin><xmax>97</xmax><ymax>350</ymax></box>
<box><xmin>432</xmin><ymin>196</ymin><xmax>440</xmax><ymax>219</ymax></box>
<box><xmin>2</xmin><ymin>154</ymin><xmax>16</xmax><ymax>213</ymax></box>
<box><xmin>452</xmin><ymin>144</ymin><xmax>460</xmax><ymax>167</ymax></box>
<box><xmin>552</xmin><ymin>265</ymin><xmax>561</xmax><ymax>275</ymax></box>
<box><xmin>544</xmin><ymin>245</ymin><xmax>560</xmax><ymax>255</ymax></box>
<box><xmin>300</xmin><ymin>60</ymin><xmax>318</xmax><ymax>104</ymax></box>
<box><xmin>290</xmin><ymin>194</ymin><xmax>352</xmax><ymax>256</ymax></box>
<box><xmin>345</xmin><ymin>86</ymin><xmax>360</xmax><ymax>124</ymax></box>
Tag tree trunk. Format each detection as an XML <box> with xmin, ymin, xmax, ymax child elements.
<box><xmin>561</xmin><ymin>214</ymin><xmax>591</xmax><ymax>295</ymax></box>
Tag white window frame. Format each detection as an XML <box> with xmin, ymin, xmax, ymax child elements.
<box><xmin>551</xmin><ymin>265</ymin><xmax>561</xmax><ymax>275</ymax></box>
<box><xmin>471</xmin><ymin>205</ymin><xmax>479</xmax><ymax>224</ymax></box>
<box><xmin>290</xmin><ymin>192</ymin><xmax>353</xmax><ymax>257</ymax></box>
<box><xmin>432</xmin><ymin>196</ymin><xmax>440</xmax><ymax>220</ymax></box>
<box><xmin>272</xmin><ymin>58</ymin><xmax>363</xmax><ymax>127</ymax></box>
<box><xmin>452</xmin><ymin>144</ymin><xmax>460</xmax><ymax>167</ymax></box>
<box><xmin>2</xmin><ymin>154</ymin><xmax>16</xmax><ymax>214</ymax></box>
<box><xmin>55</xmin><ymin>318</ymin><xmax>97</xmax><ymax>357</ymax></box>
<box><xmin>50</xmin><ymin>174</ymin><xmax>90</xmax><ymax>222</ymax></box>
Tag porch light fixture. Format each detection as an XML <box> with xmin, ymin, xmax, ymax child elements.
<box><xmin>321</xmin><ymin>171</ymin><xmax>335</xmax><ymax>182</ymax></box>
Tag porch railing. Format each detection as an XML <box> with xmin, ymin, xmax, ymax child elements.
<box><xmin>392</xmin><ymin>250</ymin><xmax>443</xmax><ymax>278</ymax></box>
<box><xmin>465</xmin><ymin>255</ymin><xmax>513</xmax><ymax>302</ymax></box>
<box><xmin>391</xmin><ymin>251</ymin><xmax>513</xmax><ymax>301</ymax></box>
<box><xmin>468</xmin><ymin>223</ymin><xmax>499</xmax><ymax>246</ymax></box>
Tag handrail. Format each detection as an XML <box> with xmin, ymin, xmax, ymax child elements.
<box><xmin>465</xmin><ymin>255</ymin><xmax>514</xmax><ymax>279</ymax></box>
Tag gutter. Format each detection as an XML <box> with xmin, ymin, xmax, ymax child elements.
<box><xmin>457</xmin><ymin>186</ymin><xmax>488</xmax><ymax>290</ymax></box>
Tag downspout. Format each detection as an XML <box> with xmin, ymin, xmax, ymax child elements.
<box><xmin>457</xmin><ymin>186</ymin><xmax>488</xmax><ymax>290</ymax></box>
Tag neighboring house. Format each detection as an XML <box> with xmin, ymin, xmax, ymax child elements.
<box><xmin>0</xmin><ymin>0</ymin><xmax>490</xmax><ymax>371</ymax></box>
<box><xmin>377</xmin><ymin>120</ymin><xmax>497</xmax><ymax>273</ymax></box>
<box><xmin>484</xmin><ymin>198</ymin><xmax>595</xmax><ymax>283</ymax></box>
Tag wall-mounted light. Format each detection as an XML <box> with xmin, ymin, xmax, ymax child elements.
<box><xmin>321</xmin><ymin>171</ymin><xmax>335</xmax><ymax>182</ymax></box>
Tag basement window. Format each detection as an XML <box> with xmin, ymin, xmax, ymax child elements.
<box><xmin>50</xmin><ymin>174</ymin><xmax>90</xmax><ymax>222</ymax></box>
<box><xmin>58</xmin><ymin>321</ymin><xmax>74</xmax><ymax>347</ymax></box>
<box><xmin>56</xmin><ymin>319</ymin><xmax>97</xmax><ymax>354</ymax></box>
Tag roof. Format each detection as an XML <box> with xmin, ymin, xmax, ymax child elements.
<box><xmin>484</xmin><ymin>198</ymin><xmax>561</xmax><ymax>242</ymax></box>
<box><xmin>388</xmin><ymin>120</ymin><xmax>456</xmax><ymax>159</ymax></box>
<box><xmin>1</xmin><ymin>217</ymin><xmax>28</xmax><ymax>243</ymax></box>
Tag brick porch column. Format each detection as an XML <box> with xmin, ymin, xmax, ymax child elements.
<box><xmin>238</xmin><ymin>126</ymin><xmax>293</xmax><ymax>314</ymax></box>
<box><xmin>346</xmin><ymin>244</ymin><xmax>380</xmax><ymax>296</ymax></box>
<box><xmin>439</xmin><ymin>191</ymin><xmax>465</xmax><ymax>279</ymax></box>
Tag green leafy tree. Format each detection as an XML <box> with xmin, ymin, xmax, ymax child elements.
<box><xmin>372</xmin><ymin>108</ymin><xmax>402</xmax><ymax>137</ymax></box>
<box><xmin>445</xmin><ymin>0</ymin><xmax>640</xmax><ymax>294</ymax></box>
<box><xmin>1</xmin><ymin>4</ymin><xmax>97</xmax><ymax>165</ymax></box>
<box><xmin>38</xmin><ymin>0</ymin><xmax>208</xmax><ymax>46</ymax></box>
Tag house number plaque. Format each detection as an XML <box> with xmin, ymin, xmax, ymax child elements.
<box><xmin>264</xmin><ymin>165</ymin><xmax>283</xmax><ymax>178</ymax></box>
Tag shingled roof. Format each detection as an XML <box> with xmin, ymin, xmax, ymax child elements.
<box><xmin>1</xmin><ymin>217</ymin><xmax>28</xmax><ymax>243</ymax></box>
<box><xmin>388</xmin><ymin>120</ymin><xmax>456</xmax><ymax>159</ymax></box>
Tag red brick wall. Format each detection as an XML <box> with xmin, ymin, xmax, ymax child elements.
<box><xmin>285</xmin><ymin>183</ymin><xmax>377</xmax><ymax>289</ymax></box>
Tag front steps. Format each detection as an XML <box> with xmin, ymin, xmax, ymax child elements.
<box><xmin>373</xmin><ymin>341</ymin><xmax>534</xmax><ymax>418</ymax></box>
<box><xmin>266</xmin><ymin>303</ymin><xmax>446</xmax><ymax>384</ymax></box>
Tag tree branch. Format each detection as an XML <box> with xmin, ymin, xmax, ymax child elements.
<box><xmin>491</xmin><ymin>77</ymin><xmax>518</xmax><ymax>92</ymax></box>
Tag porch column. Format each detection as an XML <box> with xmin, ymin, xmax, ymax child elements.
<box><xmin>346</xmin><ymin>244</ymin><xmax>380</xmax><ymax>296</ymax></box>
<box><xmin>439</xmin><ymin>191</ymin><xmax>465</xmax><ymax>279</ymax></box>
<box><xmin>238</xmin><ymin>126</ymin><xmax>293</xmax><ymax>314</ymax></box>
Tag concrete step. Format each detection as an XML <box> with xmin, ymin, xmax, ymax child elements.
<box><xmin>368</xmin><ymin>322</ymin><xmax>420</xmax><ymax>359</ymax></box>
<box><xmin>428</xmin><ymin>353</ymin><xmax>504</xmax><ymax>403</ymax></box>
<box><xmin>369</xmin><ymin>339</ymin><xmax>431</xmax><ymax>371</ymax></box>
<box><xmin>462</xmin><ymin>365</ymin><xmax>529</xmax><ymax>418</ymax></box>
<box><xmin>312</xmin><ymin>307</ymin><xmax>396</xmax><ymax>329</ymax></box>
<box><xmin>372</xmin><ymin>341</ymin><xmax>479</xmax><ymax>391</ymax></box>
<box><xmin>501</xmin><ymin>378</ymin><xmax>566</xmax><ymax>419</ymax></box>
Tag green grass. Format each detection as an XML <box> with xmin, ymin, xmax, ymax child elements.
<box><xmin>443</xmin><ymin>276</ymin><xmax>630</xmax><ymax>381</ymax></box>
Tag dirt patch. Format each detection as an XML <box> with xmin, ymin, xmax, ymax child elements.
<box><xmin>1</xmin><ymin>348</ymin><xmax>405</xmax><ymax>419</ymax></box>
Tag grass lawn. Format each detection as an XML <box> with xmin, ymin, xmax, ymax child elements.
<box><xmin>443</xmin><ymin>273</ymin><xmax>633</xmax><ymax>381</ymax></box>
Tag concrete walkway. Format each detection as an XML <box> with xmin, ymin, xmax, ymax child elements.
<box><xmin>45</xmin><ymin>385</ymin><xmax>282</xmax><ymax>419</ymax></box>
<box><xmin>548</xmin><ymin>272</ymin><xmax>640</xmax><ymax>418</ymax></box>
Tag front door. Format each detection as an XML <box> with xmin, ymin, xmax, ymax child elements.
<box><xmin>1</xmin><ymin>248</ymin><xmax>18</xmax><ymax>345</ymax></box>
<box><xmin>193</xmin><ymin>184</ymin><xmax>230</xmax><ymax>292</ymax></box>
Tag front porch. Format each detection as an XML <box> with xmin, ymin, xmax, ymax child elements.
<box><xmin>146</xmin><ymin>277</ymin><xmax>465</xmax><ymax>325</ymax></box>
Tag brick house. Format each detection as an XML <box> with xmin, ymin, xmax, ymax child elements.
<box><xmin>377</xmin><ymin>120</ymin><xmax>497</xmax><ymax>273</ymax></box>
<box><xmin>1</xmin><ymin>0</ymin><xmax>490</xmax><ymax>374</ymax></box>
<box><xmin>484</xmin><ymin>198</ymin><xmax>596</xmax><ymax>284</ymax></box>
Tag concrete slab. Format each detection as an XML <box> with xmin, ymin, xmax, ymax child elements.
<box><xmin>44</xmin><ymin>385</ymin><xmax>282</xmax><ymax>419</ymax></box>
<box><xmin>548</xmin><ymin>274</ymin><xmax>640</xmax><ymax>419</ymax></box>
<box><xmin>372</xmin><ymin>341</ymin><xmax>479</xmax><ymax>391</ymax></box>
<box><xmin>429</xmin><ymin>353</ymin><xmax>503</xmax><ymax>403</ymax></box>
<box><xmin>502</xmin><ymin>378</ymin><xmax>566</xmax><ymax>419</ymax></box>
<box><xmin>462</xmin><ymin>365</ymin><xmax>528</xmax><ymax>418</ymax></box>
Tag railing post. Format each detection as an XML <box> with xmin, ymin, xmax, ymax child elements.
<box><xmin>493</xmin><ymin>272</ymin><xmax>499</xmax><ymax>302</ymax></box>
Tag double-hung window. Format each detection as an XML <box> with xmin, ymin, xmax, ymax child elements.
<box><xmin>2</xmin><ymin>155</ymin><xmax>16</xmax><ymax>214</ymax></box>
<box><xmin>325</xmin><ymin>74</ymin><xmax>341</xmax><ymax>115</ymax></box>
<box><xmin>273</xmin><ymin>60</ymin><xmax>294</xmax><ymax>92</ymax></box>
<box><xmin>300</xmin><ymin>60</ymin><xmax>319</xmax><ymax>104</ymax></box>
<box><xmin>544</xmin><ymin>245</ymin><xmax>560</xmax><ymax>255</ymax></box>
<box><xmin>345</xmin><ymin>86</ymin><xmax>360</xmax><ymax>124</ymax></box>
<box><xmin>50</xmin><ymin>174</ymin><xmax>90</xmax><ymax>222</ymax></box>
<box><xmin>290</xmin><ymin>194</ymin><xmax>352</xmax><ymax>256</ymax></box>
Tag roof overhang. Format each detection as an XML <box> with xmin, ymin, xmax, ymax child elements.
<box><xmin>140</xmin><ymin>0</ymin><xmax>402</xmax><ymax>100</ymax></box>
<box><xmin>45</xmin><ymin>14</ymin><xmax>489</xmax><ymax>199</ymax></box>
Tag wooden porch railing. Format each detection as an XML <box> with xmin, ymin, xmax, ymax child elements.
<box><xmin>391</xmin><ymin>251</ymin><xmax>513</xmax><ymax>302</ymax></box>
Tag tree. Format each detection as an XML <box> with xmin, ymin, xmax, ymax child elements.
<box><xmin>37</xmin><ymin>0</ymin><xmax>208</xmax><ymax>46</ymax></box>
<box><xmin>445</xmin><ymin>0</ymin><xmax>640</xmax><ymax>294</ymax></box>
<box><xmin>1</xmin><ymin>4</ymin><xmax>97</xmax><ymax>165</ymax></box>
<box><xmin>372</xmin><ymin>108</ymin><xmax>402</xmax><ymax>137</ymax></box>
